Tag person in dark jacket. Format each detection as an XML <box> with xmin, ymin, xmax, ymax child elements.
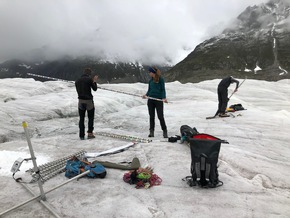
<box><xmin>142</xmin><ymin>67</ymin><xmax>168</xmax><ymax>138</ymax></box>
<box><xmin>75</xmin><ymin>68</ymin><xmax>98</xmax><ymax>139</ymax></box>
<box><xmin>216</xmin><ymin>76</ymin><xmax>239</xmax><ymax>117</ymax></box>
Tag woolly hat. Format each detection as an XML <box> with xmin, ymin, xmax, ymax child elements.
<box><xmin>148</xmin><ymin>67</ymin><xmax>157</xmax><ymax>74</ymax></box>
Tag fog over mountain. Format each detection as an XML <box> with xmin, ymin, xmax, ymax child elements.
<box><xmin>0</xmin><ymin>0</ymin><xmax>266</xmax><ymax>65</ymax></box>
<box><xmin>165</xmin><ymin>0</ymin><xmax>290</xmax><ymax>83</ymax></box>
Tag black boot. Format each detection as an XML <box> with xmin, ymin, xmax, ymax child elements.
<box><xmin>163</xmin><ymin>130</ymin><xmax>168</xmax><ymax>138</ymax></box>
<box><xmin>148</xmin><ymin>130</ymin><xmax>154</xmax><ymax>137</ymax></box>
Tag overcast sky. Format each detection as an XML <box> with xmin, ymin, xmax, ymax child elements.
<box><xmin>0</xmin><ymin>0</ymin><xmax>267</xmax><ymax>65</ymax></box>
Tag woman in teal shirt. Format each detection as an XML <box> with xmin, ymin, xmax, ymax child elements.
<box><xmin>143</xmin><ymin>67</ymin><xmax>168</xmax><ymax>138</ymax></box>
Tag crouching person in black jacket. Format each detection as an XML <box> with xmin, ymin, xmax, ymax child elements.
<box><xmin>216</xmin><ymin>76</ymin><xmax>239</xmax><ymax>117</ymax></box>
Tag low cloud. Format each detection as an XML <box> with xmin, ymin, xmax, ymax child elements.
<box><xmin>0</xmin><ymin>0</ymin><xmax>266</xmax><ymax>65</ymax></box>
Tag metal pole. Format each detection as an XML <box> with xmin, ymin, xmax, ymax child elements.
<box><xmin>228</xmin><ymin>77</ymin><xmax>247</xmax><ymax>100</ymax></box>
<box><xmin>20</xmin><ymin>183</ymin><xmax>62</xmax><ymax>218</ymax></box>
<box><xmin>0</xmin><ymin>170</ymin><xmax>90</xmax><ymax>217</ymax></box>
<box><xmin>22</xmin><ymin>121</ymin><xmax>46</xmax><ymax>201</ymax></box>
<box><xmin>44</xmin><ymin>170</ymin><xmax>90</xmax><ymax>194</ymax></box>
<box><xmin>27</xmin><ymin>73</ymin><xmax>167</xmax><ymax>102</ymax></box>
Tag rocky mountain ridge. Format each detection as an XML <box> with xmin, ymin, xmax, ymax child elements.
<box><xmin>0</xmin><ymin>57</ymin><xmax>171</xmax><ymax>83</ymax></box>
<box><xmin>164</xmin><ymin>0</ymin><xmax>290</xmax><ymax>83</ymax></box>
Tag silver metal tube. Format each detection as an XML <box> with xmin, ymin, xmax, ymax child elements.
<box><xmin>0</xmin><ymin>170</ymin><xmax>90</xmax><ymax>217</ymax></box>
<box><xmin>228</xmin><ymin>77</ymin><xmax>247</xmax><ymax>99</ymax></box>
<box><xmin>27</xmin><ymin>73</ymin><xmax>167</xmax><ymax>102</ymax></box>
<box><xmin>22</xmin><ymin>121</ymin><xmax>46</xmax><ymax>201</ymax></box>
<box><xmin>44</xmin><ymin>170</ymin><xmax>90</xmax><ymax>195</ymax></box>
<box><xmin>20</xmin><ymin>183</ymin><xmax>62</xmax><ymax>218</ymax></box>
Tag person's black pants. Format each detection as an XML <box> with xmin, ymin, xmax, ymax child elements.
<box><xmin>147</xmin><ymin>99</ymin><xmax>167</xmax><ymax>131</ymax></box>
<box><xmin>78</xmin><ymin>100</ymin><xmax>95</xmax><ymax>138</ymax></box>
<box><xmin>217</xmin><ymin>87</ymin><xmax>228</xmax><ymax>114</ymax></box>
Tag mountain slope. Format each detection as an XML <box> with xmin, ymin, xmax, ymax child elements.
<box><xmin>165</xmin><ymin>0</ymin><xmax>290</xmax><ymax>83</ymax></box>
<box><xmin>0</xmin><ymin>57</ymin><xmax>171</xmax><ymax>83</ymax></box>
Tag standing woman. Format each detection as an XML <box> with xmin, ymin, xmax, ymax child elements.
<box><xmin>143</xmin><ymin>67</ymin><xmax>168</xmax><ymax>138</ymax></box>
